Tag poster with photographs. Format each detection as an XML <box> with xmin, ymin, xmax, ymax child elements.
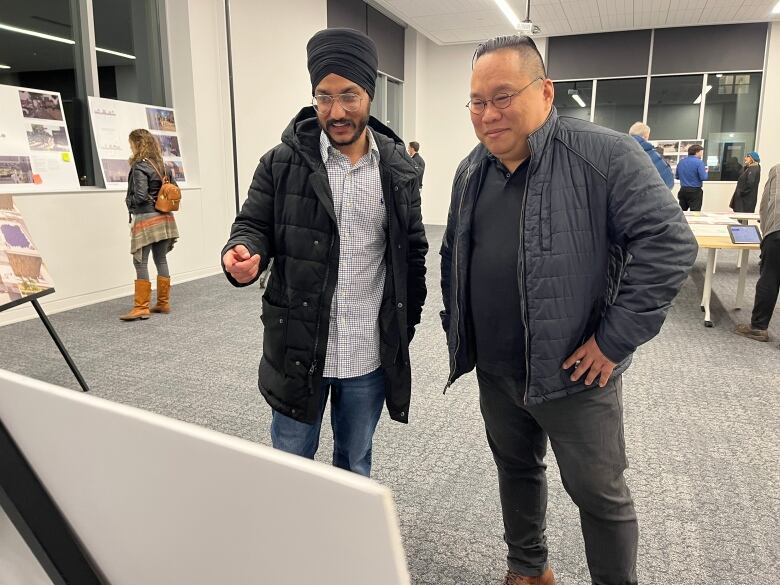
<box><xmin>0</xmin><ymin>194</ymin><xmax>55</xmax><ymax>311</ymax></box>
<box><xmin>0</xmin><ymin>84</ymin><xmax>80</xmax><ymax>192</ymax></box>
<box><xmin>88</xmin><ymin>97</ymin><xmax>188</xmax><ymax>188</ymax></box>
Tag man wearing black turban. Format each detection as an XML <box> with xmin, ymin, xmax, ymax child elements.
<box><xmin>222</xmin><ymin>28</ymin><xmax>428</xmax><ymax>477</ymax></box>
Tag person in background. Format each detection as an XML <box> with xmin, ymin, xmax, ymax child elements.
<box><xmin>407</xmin><ymin>141</ymin><xmax>425</xmax><ymax>188</ymax></box>
<box><xmin>655</xmin><ymin>145</ymin><xmax>672</xmax><ymax>172</ymax></box>
<box><xmin>121</xmin><ymin>129</ymin><xmax>178</xmax><ymax>321</ymax></box>
<box><xmin>675</xmin><ymin>144</ymin><xmax>708</xmax><ymax>211</ymax></box>
<box><xmin>730</xmin><ymin>151</ymin><xmax>761</xmax><ymax>213</ymax></box>
<box><xmin>735</xmin><ymin>163</ymin><xmax>780</xmax><ymax>343</ymax></box>
<box><xmin>628</xmin><ymin>122</ymin><xmax>674</xmax><ymax>189</ymax></box>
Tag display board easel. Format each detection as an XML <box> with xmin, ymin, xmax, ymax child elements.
<box><xmin>0</xmin><ymin>370</ymin><xmax>410</xmax><ymax>585</ymax></box>
<box><xmin>0</xmin><ymin>195</ymin><xmax>88</xmax><ymax>392</ymax></box>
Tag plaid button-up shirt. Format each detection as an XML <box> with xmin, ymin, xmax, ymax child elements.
<box><xmin>320</xmin><ymin>129</ymin><xmax>387</xmax><ymax>379</ymax></box>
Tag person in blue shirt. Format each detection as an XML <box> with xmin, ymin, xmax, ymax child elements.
<box><xmin>629</xmin><ymin>122</ymin><xmax>674</xmax><ymax>189</ymax></box>
<box><xmin>675</xmin><ymin>144</ymin><xmax>708</xmax><ymax>211</ymax></box>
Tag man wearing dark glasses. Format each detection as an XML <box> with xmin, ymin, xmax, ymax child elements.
<box><xmin>440</xmin><ymin>35</ymin><xmax>697</xmax><ymax>585</ymax></box>
<box><xmin>222</xmin><ymin>28</ymin><xmax>427</xmax><ymax>477</ymax></box>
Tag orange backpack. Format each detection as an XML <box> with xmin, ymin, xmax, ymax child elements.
<box><xmin>147</xmin><ymin>159</ymin><xmax>182</xmax><ymax>213</ymax></box>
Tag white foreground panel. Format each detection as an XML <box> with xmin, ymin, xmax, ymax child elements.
<box><xmin>0</xmin><ymin>369</ymin><xmax>409</xmax><ymax>585</ymax></box>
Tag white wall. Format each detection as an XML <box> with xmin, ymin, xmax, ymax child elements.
<box><xmin>0</xmin><ymin>0</ymin><xmax>236</xmax><ymax>326</ymax></box>
<box><xmin>407</xmin><ymin>35</ymin><xmax>547</xmax><ymax>225</ymax></box>
<box><xmin>757</xmin><ymin>22</ymin><xmax>780</xmax><ymax>200</ymax></box>
<box><xmin>230</xmin><ymin>0</ymin><xmax>327</xmax><ymax>202</ymax></box>
<box><xmin>402</xmin><ymin>28</ymin><xmax>425</xmax><ymax>145</ymax></box>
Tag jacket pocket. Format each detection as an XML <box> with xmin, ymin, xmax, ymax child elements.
<box><xmin>607</xmin><ymin>244</ymin><xmax>631</xmax><ymax>305</ymax></box>
<box><xmin>260</xmin><ymin>297</ymin><xmax>289</xmax><ymax>366</ymax></box>
<box><xmin>539</xmin><ymin>183</ymin><xmax>552</xmax><ymax>252</ymax></box>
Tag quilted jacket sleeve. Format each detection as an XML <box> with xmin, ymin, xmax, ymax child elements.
<box><xmin>439</xmin><ymin>160</ymin><xmax>467</xmax><ymax>337</ymax></box>
<box><xmin>596</xmin><ymin>134</ymin><xmax>698</xmax><ymax>363</ymax></box>
<box><xmin>222</xmin><ymin>153</ymin><xmax>275</xmax><ymax>288</ymax></box>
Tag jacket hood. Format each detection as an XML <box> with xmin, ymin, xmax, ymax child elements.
<box><xmin>281</xmin><ymin>106</ymin><xmax>417</xmax><ymax>181</ymax></box>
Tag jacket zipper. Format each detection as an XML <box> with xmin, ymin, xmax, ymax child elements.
<box><xmin>444</xmin><ymin>164</ymin><xmax>473</xmax><ymax>393</ymax></box>
<box><xmin>519</xmin><ymin>167</ymin><xmax>532</xmax><ymax>405</ymax></box>
<box><xmin>308</xmin><ymin>224</ymin><xmax>336</xmax><ymax>389</ymax></box>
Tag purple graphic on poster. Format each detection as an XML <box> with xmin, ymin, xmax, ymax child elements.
<box><xmin>1</xmin><ymin>224</ymin><xmax>31</xmax><ymax>248</ymax></box>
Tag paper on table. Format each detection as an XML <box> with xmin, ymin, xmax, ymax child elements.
<box><xmin>689</xmin><ymin>223</ymin><xmax>730</xmax><ymax>237</ymax></box>
<box><xmin>684</xmin><ymin>212</ymin><xmax>738</xmax><ymax>225</ymax></box>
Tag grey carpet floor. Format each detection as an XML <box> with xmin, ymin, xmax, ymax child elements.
<box><xmin>1</xmin><ymin>225</ymin><xmax>779</xmax><ymax>584</ymax></box>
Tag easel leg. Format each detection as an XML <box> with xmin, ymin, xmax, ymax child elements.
<box><xmin>30</xmin><ymin>300</ymin><xmax>89</xmax><ymax>392</ymax></box>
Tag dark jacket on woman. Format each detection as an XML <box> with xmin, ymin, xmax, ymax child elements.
<box><xmin>125</xmin><ymin>159</ymin><xmax>174</xmax><ymax>216</ymax></box>
<box><xmin>440</xmin><ymin>109</ymin><xmax>697</xmax><ymax>404</ymax></box>
<box><xmin>222</xmin><ymin>107</ymin><xmax>428</xmax><ymax>425</ymax></box>
<box><xmin>730</xmin><ymin>164</ymin><xmax>761</xmax><ymax>213</ymax></box>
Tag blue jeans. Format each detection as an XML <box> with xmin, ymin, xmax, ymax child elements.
<box><xmin>270</xmin><ymin>368</ymin><xmax>385</xmax><ymax>477</ymax></box>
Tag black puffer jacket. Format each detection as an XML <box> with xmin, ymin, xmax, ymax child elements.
<box><xmin>125</xmin><ymin>159</ymin><xmax>174</xmax><ymax>215</ymax></box>
<box><xmin>441</xmin><ymin>108</ymin><xmax>697</xmax><ymax>404</ymax></box>
<box><xmin>730</xmin><ymin>164</ymin><xmax>761</xmax><ymax>213</ymax></box>
<box><xmin>223</xmin><ymin>107</ymin><xmax>428</xmax><ymax>424</ymax></box>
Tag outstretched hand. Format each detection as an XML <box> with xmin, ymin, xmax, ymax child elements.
<box><xmin>562</xmin><ymin>335</ymin><xmax>616</xmax><ymax>388</ymax></box>
<box><xmin>223</xmin><ymin>244</ymin><xmax>261</xmax><ymax>284</ymax></box>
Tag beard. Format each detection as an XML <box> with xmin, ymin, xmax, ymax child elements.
<box><xmin>321</xmin><ymin>112</ymin><xmax>369</xmax><ymax>147</ymax></box>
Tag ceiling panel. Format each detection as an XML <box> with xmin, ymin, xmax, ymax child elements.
<box><xmin>372</xmin><ymin>0</ymin><xmax>780</xmax><ymax>44</ymax></box>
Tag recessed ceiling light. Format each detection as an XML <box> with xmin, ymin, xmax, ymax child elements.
<box><xmin>96</xmin><ymin>47</ymin><xmax>136</xmax><ymax>60</ymax></box>
<box><xmin>494</xmin><ymin>0</ymin><xmax>521</xmax><ymax>29</ymax></box>
<box><xmin>0</xmin><ymin>22</ymin><xmax>75</xmax><ymax>44</ymax></box>
<box><xmin>773</xmin><ymin>1</ymin><xmax>780</xmax><ymax>14</ymax></box>
<box><xmin>693</xmin><ymin>85</ymin><xmax>712</xmax><ymax>104</ymax></box>
<box><xmin>716</xmin><ymin>73</ymin><xmax>723</xmax><ymax>78</ymax></box>
<box><xmin>571</xmin><ymin>93</ymin><xmax>587</xmax><ymax>107</ymax></box>
<box><xmin>0</xmin><ymin>64</ymin><xmax>10</xmax><ymax>69</ymax></box>
<box><xmin>0</xmin><ymin>22</ymin><xmax>135</xmax><ymax>59</ymax></box>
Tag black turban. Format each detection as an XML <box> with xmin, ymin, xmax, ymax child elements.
<box><xmin>307</xmin><ymin>28</ymin><xmax>378</xmax><ymax>100</ymax></box>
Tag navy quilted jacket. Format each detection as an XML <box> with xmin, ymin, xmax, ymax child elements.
<box><xmin>440</xmin><ymin>109</ymin><xmax>697</xmax><ymax>404</ymax></box>
<box><xmin>633</xmin><ymin>135</ymin><xmax>674</xmax><ymax>189</ymax></box>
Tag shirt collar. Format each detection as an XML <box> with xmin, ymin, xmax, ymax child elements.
<box><xmin>319</xmin><ymin>127</ymin><xmax>380</xmax><ymax>165</ymax></box>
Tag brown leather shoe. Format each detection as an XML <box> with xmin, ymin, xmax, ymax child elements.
<box><xmin>734</xmin><ymin>323</ymin><xmax>769</xmax><ymax>342</ymax></box>
<box><xmin>119</xmin><ymin>279</ymin><xmax>151</xmax><ymax>321</ymax></box>
<box><xmin>151</xmin><ymin>275</ymin><xmax>171</xmax><ymax>313</ymax></box>
<box><xmin>503</xmin><ymin>567</ymin><xmax>555</xmax><ymax>585</ymax></box>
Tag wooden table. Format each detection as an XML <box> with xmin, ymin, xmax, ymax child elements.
<box><xmin>695</xmin><ymin>232</ymin><xmax>761</xmax><ymax>327</ymax></box>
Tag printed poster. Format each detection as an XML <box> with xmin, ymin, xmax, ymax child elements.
<box><xmin>88</xmin><ymin>96</ymin><xmax>188</xmax><ymax>188</ymax></box>
<box><xmin>0</xmin><ymin>85</ymin><xmax>80</xmax><ymax>192</ymax></box>
<box><xmin>0</xmin><ymin>194</ymin><xmax>55</xmax><ymax>310</ymax></box>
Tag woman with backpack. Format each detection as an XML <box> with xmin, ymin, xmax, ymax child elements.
<box><xmin>121</xmin><ymin>128</ymin><xmax>180</xmax><ymax>321</ymax></box>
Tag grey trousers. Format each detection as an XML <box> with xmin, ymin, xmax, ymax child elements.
<box><xmin>477</xmin><ymin>369</ymin><xmax>638</xmax><ymax>585</ymax></box>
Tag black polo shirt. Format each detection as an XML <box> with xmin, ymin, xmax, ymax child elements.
<box><xmin>469</xmin><ymin>155</ymin><xmax>529</xmax><ymax>377</ymax></box>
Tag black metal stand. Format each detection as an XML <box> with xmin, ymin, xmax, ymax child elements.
<box><xmin>0</xmin><ymin>290</ymin><xmax>89</xmax><ymax>393</ymax></box>
<box><xmin>29</xmin><ymin>299</ymin><xmax>89</xmax><ymax>392</ymax></box>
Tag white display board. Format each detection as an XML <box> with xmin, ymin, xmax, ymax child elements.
<box><xmin>0</xmin><ymin>369</ymin><xmax>409</xmax><ymax>585</ymax></box>
<box><xmin>0</xmin><ymin>84</ymin><xmax>80</xmax><ymax>192</ymax></box>
<box><xmin>88</xmin><ymin>96</ymin><xmax>188</xmax><ymax>188</ymax></box>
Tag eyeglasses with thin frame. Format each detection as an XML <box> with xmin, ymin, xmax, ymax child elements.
<box><xmin>466</xmin><ymin>77</ymin><xmax>544</xmax><ymax>115</ymax></box>
<box><xmin>312</xmin><ymin>93</ymin><xmax>362</xmax><ymax>113</ymax></box>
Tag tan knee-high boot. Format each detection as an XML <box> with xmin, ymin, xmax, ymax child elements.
<box><xmin>120</xmin><ymin>279</ymin><xmax>151</xmax><ymax>321</ymax></box>
<box><xmin>151</xmin><ymin>275</ymin><xmax>171</xmax><ymax>314</ymax></box>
